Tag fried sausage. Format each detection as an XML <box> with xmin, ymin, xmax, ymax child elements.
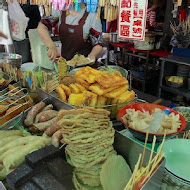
<box><xmin>51</xmin><ymin>129</ymin><xmax>63</xmax><ymax>147</ymax></box>
<box><xmin>28</xmin><ymin>125</ymin><xmax>41</xmax><ymax>133</ymax></box>
<box><xmin>33</xmin><ymin>117</ymin><xmax>58</xmax><ymax>131</ymax></box>
<box><xmin>45</xmin><ymin>122</ymin><xmax>61</xmax><ymax>136</ymax></box>
<box><xmin>41</xmin><ymin>104</ymin><xmax>53</xmax><ymax>112</ymax></box>
<box><xmin>24</xmin><ymin>102</ymin><xmax>46</xmax><ymax>126</ymax></box>
<box><xmin>35</xmin><ymin>110</ymin><xmax>58</xmax><ymax>123</ymax></box>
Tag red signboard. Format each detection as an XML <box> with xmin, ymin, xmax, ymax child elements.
<box><xmin>118</xmin><ymin>0</ymin><xmax>148</xmax><ymax>41</ymax></box>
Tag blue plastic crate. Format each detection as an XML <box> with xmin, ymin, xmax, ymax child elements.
<box><xmin>173</xmin><ymin>47</ymin><xmax>190</xmax><ymax>58</ymax></box>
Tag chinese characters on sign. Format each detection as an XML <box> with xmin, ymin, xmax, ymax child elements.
<box><xmin>118</xmin><ymin>0</ymin><xmax>148</xmax><ymax>41</ymax></box>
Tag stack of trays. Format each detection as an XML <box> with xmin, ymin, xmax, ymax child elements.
<box><xmin>158</xmin><ymin>139</ymin><xmax>190</xmax><ymax>189</ymax></box>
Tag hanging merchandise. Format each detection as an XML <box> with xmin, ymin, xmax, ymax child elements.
<box><xmin>118</xmin><ymin>0</ymin><xmax>148</xmax><ymax>41</ymax></box>
<box><xmin>97</xmin><ymin>0</ymin><xmax>119</xmax><ymax>21</ymax></box>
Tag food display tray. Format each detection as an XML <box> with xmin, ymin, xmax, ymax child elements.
<box><xmin>4</xmin><ymin>88</ymin><xmax>165</xmax><ymax>190</ymax></box>
<box><xmin>1</xmin><ymin>88</ymin><xmax>74</xmax><ymax>130</ymax></box>
<box><xmin>6</xmin><ymin>132</ymin><xmax>165</xmax><ymax>190</ymax></box>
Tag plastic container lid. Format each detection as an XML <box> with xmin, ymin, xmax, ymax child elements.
<box><xmin>21</xmin><ymin>62</ymin><xmax>38</xmax><ymax>72</ymax></box>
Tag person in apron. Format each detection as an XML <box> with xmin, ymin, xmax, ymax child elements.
<box><xmin>37</xmin><ymin>3</ymin><xmax>103</xmax><ymax>62</ymax></box>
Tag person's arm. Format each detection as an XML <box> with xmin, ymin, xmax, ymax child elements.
<box><xmin>88</xmin><ymin>45</ymin><xmax>103</xmax><ymax>61</ymax></box>
<box><xmin>87</xmin><ymin>14</ymin><xmax>104</xmax><ymax>61</ymax></box>
<box><xmin>0</xmin><ymin>32</ymin><xmax>8</xmax><ymax>39</ymax></box>
<box><xmin>37</xmin><ymin>22</ymin><xmax>57</xmax><ymax>62</ymax></box>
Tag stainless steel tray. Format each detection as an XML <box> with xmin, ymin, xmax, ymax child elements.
<box><xmin>114</xmin><ymin>131</ymin><xmax>165</xmax><ymax>190</ymax></box>
<box><xmin>1</xmin><ymin>88</ymin><xmax>74</xmax><ymax>130</ymax></box>
<box><xmin>3</xmin><ymin>88</ymin><xmax>165</xmax><ymax>189</ymax></box>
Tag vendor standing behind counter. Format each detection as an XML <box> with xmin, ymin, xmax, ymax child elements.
<box><xmin>37</xmin><ymin>3</ymin><xmax>103</xmax><ymax>62</ymax></box>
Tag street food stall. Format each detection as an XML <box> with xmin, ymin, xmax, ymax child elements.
<box><xmin>0</xmin><ymin>0</ymin><xmax>190</xmax><ymax>189</ymax></box>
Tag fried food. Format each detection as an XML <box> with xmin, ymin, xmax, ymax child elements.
<box><xmin>0</xmin><ymin>105</ymin><xmax>8</xmax><ymax>115</ymax></box>
<box><xmin>100</xmin><ymin>154</ymin><xmax>132</xmax><ymax>190</ymax></box>
<box><xmin>60</xmin><ymin>84</ymin><xmax>71</xmax><ymax>97</ymax></box>
<box><xmin>69</xmin><ymin>83</ymin><xmax>80</xmax><ymax>94</ymax></box>
<box><xmin>104</xmin><ymin>85</ymin><xmax>128</xmax><ymax>98</ymax></box>
<box><xmin>75</xmin><ymin>83</ymin><xmax>86</xmax><ymax>92</ymax></box>
<box><xmin>68</xmin><ymin>54</ymin><xmax>91</xmax><ymax>66</ymax></box>
<box><xmin>68</xmin><ymin>93</ymin><xmax>85</xmax><ymax>105</ymax></box>
<box><xmin>89</xmin><ymin>83</ymin><xmax>119</xmax><ymax>96</ymax></box>
<box><xmin>117</xmin><ymin>90</ymin><xmax>135</xmax><ymax>103</ymax></box>
<box><xmin>56</xmin><ymin>86</ymin><xmax>66</xmax><ymax>102</ymax></box>
<box><xmin>3</xmin><ymin>138</ymin><xmax>49</xmax><ymax>171</ymax></box>
<box><xmin>60</xmin><ymin>75</ymin><xmax>76</xmax><ymax>86</ymax></box>
<box><xmin>0</xmin><ymin>130</ymin><xmax>23</xmax><ymax>140</ymax></box>
<box><xmin>75</xmin><ymin>66</ymin><xmax>101</xmax><ymax>84</ymax></box>
<box><xmin>97</xmin><ymin>96</ymin><xmax>107</xmax><ymax>107</ymax></box>
<box><xmin>24</xmin><ymin>102</ymin><xmax>46</xmax><ymax>126</ymax></box>
<box><xmin>83</xmin><ymin>91</ymin><xmax>98</xmax><ymax>107</ymax></box>
<box><xmin>76</xmin><ymin>78</ymin><xmax>90</xmax><ymax>89</ymax></box>
<box><xmin>95</xmin><ymin>71</ymin><xmax>128</xmax><ymax>89</ymax></box>
<box><xmin>57</xmin><ymin>108</ymin><xmax>116</xmax><ymax>190</ymax></box>
<box><xmin>32</xmin><ymin>117</ymin><xmax>58</xmax><ymax>132</ymax></box>
<box><xmin>57</xmin><ymin>57</ymin><xmax>67</xmax><ymax>79</ymax></box>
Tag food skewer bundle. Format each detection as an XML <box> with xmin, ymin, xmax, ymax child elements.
<box><xmin>55</xmin><ymin>108</ymin><xmax>132</xmax><ymax>190</ymax></box>
<box><xmin>0</xmin><ymin>130</ymin><xmax>50</xmax><ymax>180</ymax></box>
<box><xmin>124</xmin><ymin>132</ymin><xmax>166</xmax><ymax>190</ymax></box>
<box><xmin>2</xmin><ymin>62</ymin><xmax>59</xmax><ymax>93</ymax></box>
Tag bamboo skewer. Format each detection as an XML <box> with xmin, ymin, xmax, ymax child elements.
<box><xmin>124</xmin><ymin>132</ymin><xmax>166</xmax><ymax>190</ymax></box>
<box><xmin>140</xmin><ymin>131</ymin><xmax>149</xmax><ymax>172</ymax></box>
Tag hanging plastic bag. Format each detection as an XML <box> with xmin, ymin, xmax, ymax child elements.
<box><xmin>8</xmin><ymin>0</ymin><xmax>29</xmax><ymax>41</ymax></box>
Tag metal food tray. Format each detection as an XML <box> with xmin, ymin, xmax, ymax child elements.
<box><xmin>49</xmin><ymin>90</ymin><xmax>137</xmax><ymax>119</ymax></box>
<box><xmin>2</xmin><ymin>88</ymin><xmax>74</xmax><ymax>130</ymax></box>
<box><xmin>0</xmin><ymin>82</ymin><xmax>33</xmax><ymax>129</ymax></box>
<box><xmin>4</xmin><ymin>88</ymin><xmax>165</xmax><ymax>189</ymax></box>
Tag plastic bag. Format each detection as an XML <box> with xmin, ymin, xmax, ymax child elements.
<box><xmin>8</xmin><ymin>0</ymin><xmax>29</xmax><ymax>41</ymax></box>
<box><xmin>0</xmin><ymin>10</ymin><xmax>13</xmax><ymax>45</ymax></box>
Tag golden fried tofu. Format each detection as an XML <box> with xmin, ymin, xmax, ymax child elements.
<box><xmin>96</xmin><ymin>72</ymin><xmax>128</xmax><ymax>88</ymax></box>
<box><xmin>68</xmin><ymin>93</ymin><xmax>85</xmax><ymax>105</ymax></box>
<box><xmin>56</xmin><ymin>86</ymin><xmax>66</xmax><ymax>102</ymax></box>
<box><xmin>69</xmin><ymin>84</ymin><xmax>80</xmax><ymax>94</ymax></box>
<box><xmin>89</xmin><ymin>83</ymin><xmax>120</xmax><ymax>96</ymax></box>
<box><xmin>104</xmin><ymin>85</ymin><xmax>128</xmax><ymax>98</ymax></box>
<box><xmin>106</xmin><ymin>98</ymin><xmax>112</xmax><ymax>105</ymax></box>
<box><xmin>60</xmin><ymin>84</ymin><xmax>71</xmax><ymax>97</ymax></box>
<box><xmin>117</xmin><ymin>90</ymin><xmax>135</xmax><ymax>103</ymax></box>
<box><xmin>75</xmin><ymin>83</ymin><xmax>86</xmax><ymax>92</ymax></box>
<box><xmin>75</xmin><ymin>67</ymin><xmax>101</xmax><ymax>84</ymax></box>
<box><xmin>83</xmin><ymin>91</ymin><xmax>98</xmax><ymax>107</ymax></box>
<box><xmin>76</xmin><ymin>78</ymin><xmax>90</xmax><ymax>89</ymax></box>
<box><xmin>97</xmin><ymin>96</ymin><xmax>107</xmax><ymax>106</ymax></box>
<box><xmin>112</xmin><ymin>97</ymin><xmax>119</xmax><ymax>105</ymax></box>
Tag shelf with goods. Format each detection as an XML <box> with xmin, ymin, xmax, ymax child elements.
<box><xmin>158</xmin><ymin>55</ymin><xmax>190</xmax><ymax>98</ymax></box>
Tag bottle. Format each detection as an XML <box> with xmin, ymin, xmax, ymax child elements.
<box><xmin>147</xmin><ymin>109</ymin><xmax>170</xmax><ymax>133</ymax></box>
